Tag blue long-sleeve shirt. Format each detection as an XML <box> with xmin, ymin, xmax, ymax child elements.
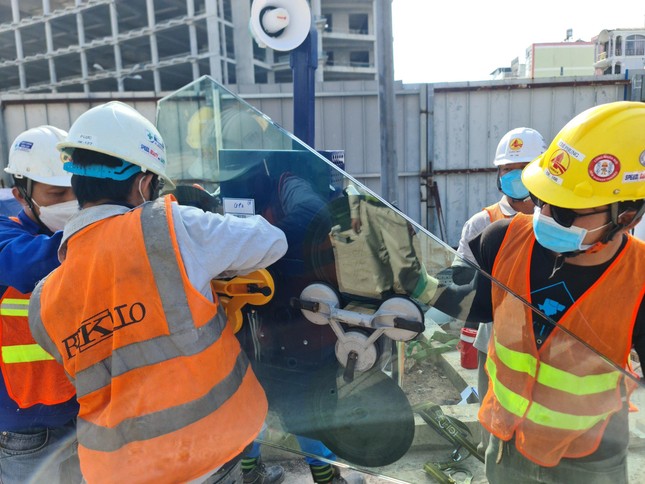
<box><xmin>0</xmin><ymin>210</ymin><xmax>78</xmax><ymax>431</ymax></box>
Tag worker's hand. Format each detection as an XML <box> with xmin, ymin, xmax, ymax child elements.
<box><xmin>172</xmin><ymin>184</ymin><xmax>221</xmax><ymax>213</ymax></box>
<box><xmin>351</xmin><ymin>217</ymin><xmax>362</xmax><ymax>234</ymax></box>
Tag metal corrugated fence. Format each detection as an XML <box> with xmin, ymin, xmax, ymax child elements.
<box><xmin>0</xmin><ymin>75</ymin><xmax>632</xmax><ymax>246</ymax></box>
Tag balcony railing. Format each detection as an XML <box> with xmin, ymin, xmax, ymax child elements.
<box><xmin>322</xmin><ymin>27</ymin><xmax>372</xmax><ymax>36</ymax></box>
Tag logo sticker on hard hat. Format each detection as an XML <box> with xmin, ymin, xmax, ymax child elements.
<box><xmin>639</xmin><ymin>150</ymin><xmax>645</xmax><ymax>167</ymax></box>
<box><xmin>146</xmin><ymin>130</ymin><xmax>165</xmax><ymax>151</ymax></box>
<box><xmin>547</xmin><ymin>150</ymin><xmax>570</xmax><ymax>177</ymax></box>
<box><xmin>509</xmin><ymin>137</ymin><xmax>523</xmax><ymax>151</ymax></box>
<box><xmin>622</xmin><ymin>171</ymin><xmax>645</xmax><ymax>183</ymax></box>
<box><xmin>588</xmin><ymin>154</ymin><xmax>620</xmax><ymax>182</ymax></box>
<box><xmin>15</xmin><ymin>140</ymin><xmax>33</xmax><ymax>152</ymax></box>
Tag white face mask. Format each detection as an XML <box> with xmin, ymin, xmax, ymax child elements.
<box><xmin>32</xmin><ymin>199</ymin><xmax>79</xmax><ymax>232</ymax></box>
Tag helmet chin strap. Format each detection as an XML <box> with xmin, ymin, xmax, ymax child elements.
<box><xmin>17</xmin><ymin>182</ymin><xmax>51</xmax><ymax>233</ymax></box>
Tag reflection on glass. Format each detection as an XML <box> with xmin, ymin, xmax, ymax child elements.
<box><xmin>156</xmin><ymin>76</ymin><xmax>644</xmax><ymax>483</ymax></box>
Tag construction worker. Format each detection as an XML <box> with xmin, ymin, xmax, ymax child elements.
<box><xmin>452</xmin><ymin>127</ymin><xmax>547</xmax><ymax>448</ymax></box>
<box><xmin>454</xmin><ymin>101</ymin><xmax>645</xmax><ymax>483</ymax></box>
<box><xmin>26</xmin><ymin>101</ymin><xmax>288</xmax><ymax>484</ymax></box>
<box><xmin>0</xmin><ymin>126</ymin><xmax>81</xmax><ymax>483</ymax></box>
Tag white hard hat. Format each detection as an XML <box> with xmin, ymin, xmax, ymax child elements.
<box><xmin>494</xmin><ymin>127</ymin><xmax>547</xmax><ymax>166</ymax></box>
<box><xmin>5</xmin><ymin>125</ymin><xmax>71</xmax><ymax>187</ymax></box>
<box><xmin>58</xmin><ymin>101</ymin><xmax>175</xmax><ymax>188</ymax></box>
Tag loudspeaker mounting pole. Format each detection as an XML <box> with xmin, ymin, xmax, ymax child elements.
<box><xmin>290</xmin><ymin>26</ymin><xmax>317</xmax><ymax>148</ymax></box>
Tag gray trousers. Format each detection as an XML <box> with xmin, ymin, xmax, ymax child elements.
<box><xmin>485</xmin><ymin>436</ymin><xmax>628</xmax><ymax>484</ymax></box>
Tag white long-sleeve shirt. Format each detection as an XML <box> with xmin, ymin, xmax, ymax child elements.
<box><xmin>60</xmin><ymin>199</ymin><xmax>287</xmax><ymax>300</ymax></box>
<box><xmin>454</xmin><ymin>196</ymin><xmax>516</xmax><ymax>266</ymax></box>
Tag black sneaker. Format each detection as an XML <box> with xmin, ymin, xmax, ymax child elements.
<box><xmin>242</xmin><ymin>460</ymin><xmax>285</xmax><ymax>484</ymax></box>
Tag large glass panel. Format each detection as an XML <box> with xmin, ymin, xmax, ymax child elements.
<box><xmin>156</xmin><ymin>76</ymin><xmax>645</xmax><ymax>483</ymax></box>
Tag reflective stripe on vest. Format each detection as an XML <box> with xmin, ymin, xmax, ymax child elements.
<box><xmin>3</xmin><ymin>344</ymin><xmax>55</xmax><ymax>363</ymax></box>
<box><xmin>74</xmin><ymin>309</ymin><xmax>226</xmax><ymax>398</ymax></box>
<box><xmin>78</xmin><ymin>351</ymin><xmax>249</xmax><ymax>451</ymax></box>
<box><xmin>0</xmin><ymin>298</ymin><xmax>28</xmax><ymax>316</ymax></box>
<box><xmin>487</xmin><ymin>357</ymin><xmax>617</xmax><ymax>431</ymax></box>
<box><xmin>493</xmin><ymin>337</ymin><xmax>620</xmax><ymax>395</ymax></box>
<box><xmin>0</xmin><ymin>299</ymin><xmax>54</xmax><ymax>363</ymax></box>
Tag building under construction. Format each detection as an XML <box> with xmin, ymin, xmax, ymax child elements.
<box><xmin>0</xmin><ymin>0</ymin><xmax>376</xmax><ymax>94</ymax></box>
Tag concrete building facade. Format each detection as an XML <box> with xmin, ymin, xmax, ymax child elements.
<box><xmin>0</xmin><ymin>0</ymin><xmax>376</xmax><ymax>94</ymax></box>
<box><xmin>525</xmin><ymin>41</ymin><xmax>595</xmax><ymax>78</ymax></box>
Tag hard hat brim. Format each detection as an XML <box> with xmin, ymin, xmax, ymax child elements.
<box><xmin>57</xmin><ymin>141</ymin><xmax>176</xmax><ymax>189</ymax></box>
<box><xmin>4</xmin><ymin>167</ymin><xmax>72</xmax><ymax>187</ymax></box>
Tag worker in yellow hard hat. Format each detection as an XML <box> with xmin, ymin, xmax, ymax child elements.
<box><xmin>452</xmin><ymin>101</ymin><xmax>645</xmax><ymax>483</ymax></box>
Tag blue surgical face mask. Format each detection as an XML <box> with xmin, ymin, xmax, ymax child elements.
<box><xmin>532</xmin><ymin>207</ymin><xmax>610</xmax><ymax>254</ymax></box>
<box><xmin>499</xmin><ymin>169</ymin><xmax>529</xmax><ymax>200</ymax></box>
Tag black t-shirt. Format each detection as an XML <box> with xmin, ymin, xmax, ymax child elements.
<box><xmin>467</xmin><ymin>218</ymin><xmax>644</xmax><ymax>462</ymax></box>
<box><xmin>467</xmin><ymin>218</ymin><xmax>645</xmax><ymax>360</ymax></box>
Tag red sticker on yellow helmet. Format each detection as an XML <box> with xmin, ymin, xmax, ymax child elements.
<box><xmin>588</xmin><ymin>154</ymin><xmax>620</xmax><ymax>182</ymax></box>
<box><xmin>509</xmin><ymin>137</ymin><xmax>524</xmax><ymax>151</ymax></box>
<box><xmin>547</xmin><ymin>150</ymin><xmax>570</xmax><ymax>177</ymax></box>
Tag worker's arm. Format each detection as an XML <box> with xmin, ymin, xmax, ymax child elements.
<box><xmin>454</xmin><ymin>210</ymin><xmax>491</xmax><ymax>267</ymax></box>
<box><xmin>431</xmin><ymin>220</ymin><xmax>511</xmax><ymax>323</ymax></box>
<box><xmin>0</xmin><ymin>214</ymin><xmax>63</xmax><ymax>293</ymax></box>
<box><xmin>171</xmin><ymin>202</ymin><xmax>287</xmax><ymax>299</ymax></box>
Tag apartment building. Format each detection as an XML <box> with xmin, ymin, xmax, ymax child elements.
<box><xmin>593</xmin><ymin>28</ymin><xmax>645</xmax><ymax>75</ymax></box>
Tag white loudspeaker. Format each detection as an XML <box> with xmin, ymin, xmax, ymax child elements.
<box><xmin>249</xmin><ymin>0</ymin><xmax>312</xmax><ymax>51</ymax></box>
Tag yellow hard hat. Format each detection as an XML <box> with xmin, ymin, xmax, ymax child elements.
<box><xmin>186</xmin><ymin>107</ymin><xmax>214</xmax><ymax>149</ymax></box>
<box><xmin>522</xmin><ymin>101</ymin><xmax>645</xmax><ymax>209</ymax></box>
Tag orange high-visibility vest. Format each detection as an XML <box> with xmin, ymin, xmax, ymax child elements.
<box><xmin>0</xmin><ymin>216</ymin><xmax>75</xmax><ymax>408</ymax></box>
<box><xmin>30</xmin><ymin>196</ymin><xmax>268</xmax><ymax>483</ymax></box>
<box><xmin>0</xmin><ymin>286</ymin><xmax>76</xmax><ymax>407</ymax></box>
<box><xmin>483</xmin><ymin>202</ymin><xmax>509</xmax><ymax>224</ymax></box>
<box><xmin>479</xmin><ymin>214</ymin><xmax>644</xmax><ymax>467</ymax></box>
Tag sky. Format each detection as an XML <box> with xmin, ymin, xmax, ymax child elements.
<box><xmin>392</xmin><ymin>0</ymin><xmax>645</xmax><ymax>84</ymax></box>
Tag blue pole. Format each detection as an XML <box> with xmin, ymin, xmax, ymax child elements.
<box><xmin>290</xmin><ymin>26</ymin><xmax>318</xmax><ymax>148</ymax></box>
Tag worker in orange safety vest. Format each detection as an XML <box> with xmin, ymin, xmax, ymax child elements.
<box><xmin>0</xmin><ymin>125</ymin><xmax>81</xmax><ymax>483</ymax></box>
<box><xmin>453</xmin><ymin>102</ymin><xmax>645</xmax><ymax>483</ymax></box>
<box><xmin>27</xmin><ymin>101</ymin><xmax>288</xmax><ymax>484</ymax></box>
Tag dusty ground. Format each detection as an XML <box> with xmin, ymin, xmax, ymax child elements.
<box><xmin>401</xmin><ymin>347</ymin><xmax>463</xmax><ymax>408</ymax></box>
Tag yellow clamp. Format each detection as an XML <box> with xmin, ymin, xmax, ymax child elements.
<box><xmin>211</xmin><ymin>269</ymin><xmax>275</xmax><ymax>333</ymax></box>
